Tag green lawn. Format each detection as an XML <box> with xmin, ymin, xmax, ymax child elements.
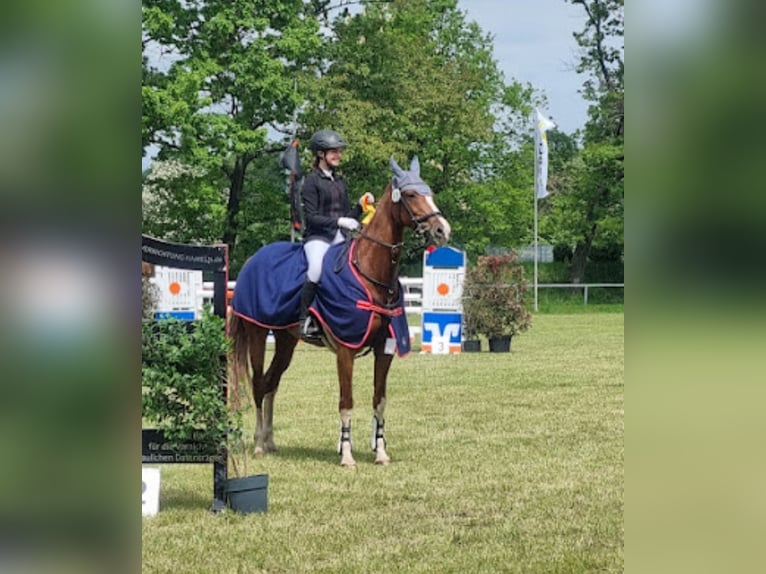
<box><xmin>142</xmin><ymin>313</ymin><xmax>624</xmax><ymax>573</ymax></box>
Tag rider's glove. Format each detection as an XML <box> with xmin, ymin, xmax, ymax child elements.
<box><xmin>337</xmin><ymin>217</ymin><xmax>360</xmax><ymax>231</ymax></box>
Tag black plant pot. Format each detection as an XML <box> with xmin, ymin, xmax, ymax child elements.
<box><xmin>462</xmin><ymin>339</ymin><xmax>481</xmax><ymax>352</ymax></box>
<box><xmin>226</xmin><ymin>474</ymin><xmax>269</xmax><ymax>514</ymax></box>
<box><xmin>488</xmin><ymin>336</ymin><xmax>512</xmax><ymax>353</ymax></box>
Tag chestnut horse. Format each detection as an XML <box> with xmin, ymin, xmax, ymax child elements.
<box><xmin>229</xmin><ymin>156</ymin><xmax>451</xmax><ymax>467</ymax></box>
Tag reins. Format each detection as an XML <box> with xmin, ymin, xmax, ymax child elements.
<box><xmin>352</xmin><ymin>232</ymin><xmax>402</xmax><ymax>304</ymax></box>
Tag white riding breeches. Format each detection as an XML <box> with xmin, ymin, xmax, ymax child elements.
<box><xmin>304</xmin><ymin>230</ymin><xmax>345</xmax><ymax>283</ymax></box>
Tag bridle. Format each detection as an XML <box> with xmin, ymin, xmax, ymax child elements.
<box><xmin>352</xmin><ymin>187</ymin><xmax>442</xmax><ymax>307</ymax></box>
<box><xmin>395</xmin><ymin>187</ymin><xmax>443</xmax><ymax>234</ymax></box>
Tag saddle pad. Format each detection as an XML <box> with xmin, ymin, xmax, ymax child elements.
<box><xmin>232</xmin><ymin>241</ymin><xmax>410</xmax><ymax>356</ymax></box>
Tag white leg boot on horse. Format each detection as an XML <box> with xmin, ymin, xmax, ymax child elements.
<box><xmin>372</xmin><ymin>346</ymin><xmax>393</xmax><ymax>464</ymax></box>
<box><xmin>338</xmin><ymin>409</ymin><xmax>355</xmax><ymax>467</ymax></box>
<box><xmin>372</xmin><ymin>399</ymin><xmax>390</xmax><ymax>465</ymax></box>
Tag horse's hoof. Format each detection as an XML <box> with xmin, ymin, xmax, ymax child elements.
<box><xmin>340</xmin><ymin>458</ymin><xmax>357</xmax><ymax>468</ymax></box>
<box><xmin>374</xmin><ymin>452</ymin><xmax>391</xmax><ymax>465</ymax></box>
<box><xmin>253</xmin><ymin>446</ymin><xmax>266</xmax><ymax>457</ymax></box>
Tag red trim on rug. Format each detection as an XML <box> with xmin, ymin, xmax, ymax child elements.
<box><xmin>232</xmin><ymin>309</ymin><xmax>298</xmax><ymax>330</ymax></box>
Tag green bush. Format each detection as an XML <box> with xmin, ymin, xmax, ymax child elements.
<box><xmin>462</xmin><ymin>253</ymin><xmax>532</xmax><ymax>339</ymax></box>
<box><xmin>141</xmin><ymin>309</ymin><xmax>240</xmax><ymax>451</ymax></box>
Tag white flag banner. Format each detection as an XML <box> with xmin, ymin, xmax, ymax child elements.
<box><xmin>535</xmin><ymin>109</ymin><xmax>556</xmax><ymax>199</ymax></box>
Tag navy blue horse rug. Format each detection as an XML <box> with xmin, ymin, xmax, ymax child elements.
<box><xmin>232</xmin><ymin>241</ymin><xmax>411</xmax><ymax>356</ymax></box>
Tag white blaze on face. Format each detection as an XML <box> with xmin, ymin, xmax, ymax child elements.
<box><xmin>425</xmin><ymin>195</ymin><xmax>451</xmax><ymax>240</ymax></box>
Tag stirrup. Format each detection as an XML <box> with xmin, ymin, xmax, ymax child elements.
<box><xmin>300</xmin><ymin>316</ymin><xmax>321</xmax><ymax>340</ymax></box>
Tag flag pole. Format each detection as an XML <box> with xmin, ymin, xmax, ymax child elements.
<box><xmin>289</xmin><ymin>77</ymin><xmax>298</xmax><ymax>243</ymax></box>
<box><xmin>532</xmin><ymin>109</ymin><xmax>555</xmax><ymax>312</ymax></box>
<box><xmin>533</xmin><ymin>112</ymin><xmax>539</xmax><ymax>312</ymax></box>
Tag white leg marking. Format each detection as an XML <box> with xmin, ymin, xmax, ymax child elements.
<box><xmin>254</xmin><ymin>406</ymin><xmax>266</xmax><ymax>456</ymax></box>
<box><xmin>339</xmin><ymin>409</ymin><xmax>356</xmax><ymax>467</ymax></box>
<box><xmin>372</xmin><ymin>399</ymin><xmax>390</xmax><ymax>465</ymax></box>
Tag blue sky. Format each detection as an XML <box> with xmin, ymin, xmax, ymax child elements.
<box><xmin>458</xmin><ymin>0</ymin><xmax>589</xmax><ymax>134</ymax></box>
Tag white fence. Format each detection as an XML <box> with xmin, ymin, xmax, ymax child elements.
<box><xmin>199</xmin><ymin>278</ymin><xmax>622</xmax><ymax>313</ymax></box>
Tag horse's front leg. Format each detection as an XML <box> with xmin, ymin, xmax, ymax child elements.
<box><xmin>372</xmin><ymin>340</ymin><xmax>394</xmax><ymax>465</ymax></box>
<box><xmin>336</xmin><ymin>347</ymin><xmax>356</xmax><ymax>468</ymax></box>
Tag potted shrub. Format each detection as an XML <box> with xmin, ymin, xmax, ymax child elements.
<box><xmin>461</xmin><ymin>253</ymin><xmax>532</xmax><ymax>352</ymax></box>
<box><xmin>142</xmin><ymin>309</ymin><xmax>267</xmax><ymax>513</ymax></box>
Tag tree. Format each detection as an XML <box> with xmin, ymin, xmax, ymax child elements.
<box><xmin>297</xmin><ymin>0</ymin><xmax>534</xmax><ymax>264</ymax></box>
<box><xmin>572</xmin><ymin>0</ymin><xmax>624</xmax><ymax>144</ymax></box>
<box><xmin>142</xmin><ymin>0</ymin><xmax>322</xmax><ymax>251</ymax></box>
<box><xmin>230</xmin><ymin>154</ymin><xmax>293</xmax><ymax>272</ymax></box>
<box><xmin>141</xmin><ymin>0</ymin><xmax>541</xmax><ymax>269</ymax></box>
<box><xmin>543</xmin><ymin>143</ymin><xmax>623</xmax><ymax>278</ymax></box>
<box><xmin>142</xmin><ymin>160</ymin><xmax>227</xmax><ymax>244</ymax></box>
<box><xmin>543</xmin><ymin>0</ymin><xmax>624</xmax><ymax>282</ymax></box>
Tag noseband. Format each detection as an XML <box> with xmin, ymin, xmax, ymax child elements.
<box><xmin>397</xmin><ymin>189</ymin><xmax>442</xmax><ymax>234</ymax></box>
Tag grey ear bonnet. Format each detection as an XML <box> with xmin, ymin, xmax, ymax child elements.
<box><xmin>389</xmin><ymin>156</ymin><xmax>432</xmax><ymax>196</ymax></box>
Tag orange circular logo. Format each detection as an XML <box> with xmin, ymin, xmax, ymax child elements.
<box><xmin>169</xmin><ymin>282</ymin><xmax>182</xmax><ymax>295</ymax></box>
<box><xmin>437</xmin><ymin>283</ymin><xmax>449</xmax><ymax>296</ymax></box>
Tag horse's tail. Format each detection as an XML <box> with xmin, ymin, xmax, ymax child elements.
<box><xmin>228</xmin><ymin>313</ymin><xmax>250</xmax><ymax>409</ymax></box>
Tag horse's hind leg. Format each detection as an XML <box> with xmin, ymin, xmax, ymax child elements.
<box><xmin>243</xmin><ymin>323</ymin><xmax>270</xmax><ymax>456</ymax></box>
<box><xmin>372</xmin><ymin>343</ymin><xmax>394</xmax><ymax>465</ymax></box>
<box><xmin>259</xmin><ymin>329</ymin><xmax>298</xmax><ymax>453</ymax></box>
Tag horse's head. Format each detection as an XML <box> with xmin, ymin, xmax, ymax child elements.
<box><xmin>389</xmin><ymin>156</ymin><xmax>451</xmax><ymax>245</ymax></box>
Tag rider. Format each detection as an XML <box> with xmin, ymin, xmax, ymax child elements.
<box><xmin>299</xmin><ymin>129</ymin><xmax>374</xmax><ymax>339</ymax></box>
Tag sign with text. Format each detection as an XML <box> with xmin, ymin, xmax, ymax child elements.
<box><xmin>141</xmin><ymin>429</ymin><xmax>223</xmax><ymax>464</ymax></box>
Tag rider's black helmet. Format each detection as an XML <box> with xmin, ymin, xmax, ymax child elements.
<box><xmin>309</xmin><ymin>129</ymin><xmax>347</xmax><ymax>154</ymax></box>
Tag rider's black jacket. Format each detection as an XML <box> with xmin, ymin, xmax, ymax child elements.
<box><xmin>301</xmin><ymin>167</ymin><xmax>361</xmax><ymax>242</ymax></box>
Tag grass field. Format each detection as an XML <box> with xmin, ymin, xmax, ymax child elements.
<box><xmin>142</xmin><ymin>313</ymin><xmax>624</xmax><ymax>573</ymax></box>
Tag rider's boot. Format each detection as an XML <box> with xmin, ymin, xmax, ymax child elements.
<box><xmin>299</xmin><ymin>280</ymin><xmax>320</xmax><ymax>340</ymax></box>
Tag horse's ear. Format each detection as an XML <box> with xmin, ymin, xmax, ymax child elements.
<box><xmin>409</xmin><ymin>155</ymin><xmax>420</xmax><ymax>176</ymax></box>
<box><xmin>390</xmin><ymin>156</ymin><xmax>405</xmax><ymax>178</ymax></box>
